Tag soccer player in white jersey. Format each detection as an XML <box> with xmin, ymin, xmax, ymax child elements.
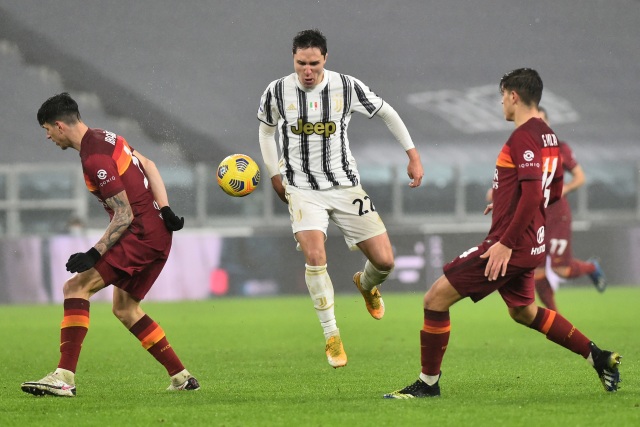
<box><xmin>257</xmin><ymin>29</ymin><xmax>424</xmax><ymax>368</ymax></box>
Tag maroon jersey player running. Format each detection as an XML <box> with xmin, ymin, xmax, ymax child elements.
<box><xmin>384</xmin><ymin>69</ymin><xmax>621</xmax><ymax>399</ymax></box>
<box><xmin>21</xmin><ymin>93</ymin><xmax>199</xmax><ymax>397</ymax></box>
<box><xmin>533</xmin><ymin>106</ymin><xmax>606</xmax><ymax>312</ymax></box>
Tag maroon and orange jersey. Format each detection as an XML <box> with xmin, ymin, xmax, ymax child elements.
<box><xmin>546</xmin><ymin>141</ymin><xmax>578</xmax><ymax>224</ymax></box>
<box><xmin>559</xmin><ymin>141</ymin><xmax>578</xmax><ymax>172</ymax></box>
<box><xmin>80</xmin><ymin>128</ymin><xmax>168</xmax><ymax>247</ymax></box>
<box><xmin>544</xmin><ymin>141</ymin><xmax>579</xmax><ymax>265</ymax></box>
<box><xmin>489</xmin><ymin>118</ymin><xmax>563</xmax><ymax>268</ymax></box>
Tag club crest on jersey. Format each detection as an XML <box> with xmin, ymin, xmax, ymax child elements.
<box><xmin>104</xmin><ymin>131</ymin><xmax>116</xmax><ymax>145</ymax></box>
<box><xmin>537</xmin><ymin>226</ymin><xmax>545</xmax><ymax>244</ymax></box>
<box><xmin>332</xmin><ymin>95</ymin><xmax>343</xmax><ymax>112</ymax></box>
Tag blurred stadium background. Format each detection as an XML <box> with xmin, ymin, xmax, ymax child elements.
<box><xmin>1</xmin><ymin>0</ymin><xmax>639</xmax><ymax>303</ymax></box>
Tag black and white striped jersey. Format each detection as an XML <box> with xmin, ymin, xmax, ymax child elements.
<box><xmin>258</xmin><ymin>69</ymin><xmax>384</xmax><ymax>190</ymax></box>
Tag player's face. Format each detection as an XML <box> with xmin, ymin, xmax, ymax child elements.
<box><xmin>42</xmin><ymin>122</ymin><xmax>71</xmax><ymax>150</ymax></box>
<box><xmin>293</xmin><ymin>47</ymin><xmax>326</xmax><ymax>89</ymax></box>
<box><xmin>501</xmin><ymin>89</ymin><xmax>515</xmax><ymax>122</ymax></box>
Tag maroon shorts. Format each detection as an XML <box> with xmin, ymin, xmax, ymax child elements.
<box><xmin>94</xmin><ymin>230</ymin><xmax>172</xmax><ymax>301</ymax></box>
<box><xmin>443</xmin><ymin>239</ymin><xmax>535</xmax><ymax>308</ymax></box>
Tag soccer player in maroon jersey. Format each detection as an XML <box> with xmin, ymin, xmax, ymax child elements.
<box><xmin>21</xmin><ymin>93</ymin><xmax>199</xmax><ymax>397</ymax></box>
<box><xmin>533</xmin><ymin>106</ymin><xmax>606</xmax><ymax>312</ymax></box>
<box><xmin>384</xmin><ymin>69</ymin><xmax>621</xmax><ymax>398</ymax></box>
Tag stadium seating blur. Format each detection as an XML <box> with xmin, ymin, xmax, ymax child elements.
<box><xmin>1</xmin><ymin>1</ymin><xmax>639</xmax><ymax>235</ymax></box>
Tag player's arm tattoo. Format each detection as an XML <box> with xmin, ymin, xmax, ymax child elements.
<box><xmin>95</xmin><ymin>190</ymin><xmax>134</xmax><ymax>255</ymax></box>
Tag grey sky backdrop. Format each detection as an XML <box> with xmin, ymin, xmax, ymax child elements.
<box><xmin>1</xmin><ymin>0</ymin><xmax>639</xmax><ymax>170</ymax></box>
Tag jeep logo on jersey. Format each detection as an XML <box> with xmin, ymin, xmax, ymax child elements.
<box><xmin>97</xmin><ymin>169</ymin><xmax>108</xmax><ymax>180</ymax></box>
<box><xmin>291</xmin><ymin>119</ymin><xmax>337</xmax><ymax>138</ymax></box>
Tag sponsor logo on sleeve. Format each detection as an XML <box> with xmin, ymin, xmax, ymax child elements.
<box><xmin>97</xmin><ymin>169</ymin><xmax>115</xmax><ymax>187</ymax></box>
<box><xmin>519</xmin><ymin>151</ymin><xmax>540</xmax><ymax>168</ymax></box>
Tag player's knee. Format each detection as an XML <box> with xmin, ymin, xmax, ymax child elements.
<box><xmin>111</xmin><ymin>305</ymin><xmax>126</xmax><ymax>323</ymax></box>
<box><xmin>423</xmin><ymin>275</ymin><xmax>458</xmax><ymax>311</ymax></box>
<box><xmin>304</xmin><ymin>250</ymin><xmax>326</xmax><ymax>266</ymax></box>
<box><xmin>61</xmin><ymin>279</ymin><xmax>74</xmax><ymax>297</ymax></box>
<box><xmin>112</xmin><ymin>305</ymin><xmax>137</xmax><ymax>326</ymax></box>
<box><xmin>370</xmin><ymin>257</ymin><xmax>394</xmax><ymax>273</ymax></box>
<box><xmin>509</xmin><ymin>306</ymin><xmax>536</xmax><ymax>325</ymax></box>
<box><xmin>62</xmin><ymin>275</ymin><xmax>85</xmax><ymax>298</ymax></box>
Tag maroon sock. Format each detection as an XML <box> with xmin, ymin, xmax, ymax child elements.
<box><xmin>535</xmin><ymin>277</ymin><xmax>558</xmax><ymax>312</ymax></box>
<box><xmin>420</xmin><ymin>309</ymin><xmax>451</xmax><ymax>376</ymax></box>
<box><xmin>566</xmin><ymin>259</ymin><xmax>596</xmax><ymax>279</ymax></box>
<box><xmin>58</xmin><ymin>298</ymin><xmax>90</xmax><ymax>373</ymax></box>
<box><xmin>529</xmin><ymin>307</ymin><xmax>591</xmax><ymax>358</ymax></box>
<box><xmin>129</xmin><ymin>315</ymin><xmax>185</xmax><ymax>376</ymax></box>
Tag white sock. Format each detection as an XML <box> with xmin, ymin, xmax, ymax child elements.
<box><xmin>54</xmin><ymin>368</ymin><xmax>75</xmax><ymax>385</ymax></box>
<box><xmin>171</xmin><ymin>369</ymin><xmax>191</xmax><ymax>385</ymax></box>
<box><xmin>419</xmin><ymin>372</ymin><xmax>440</xmax><ymax>386</ymax></box>
<box><xmin>360</xmin><ymin>260</ymin><xmax>392</xmax><ymax>291</ymax></box>
<box><xmin>305</xmin><ymin>264</ymin><xmax>338</xmax><ymax>339</ymax></box>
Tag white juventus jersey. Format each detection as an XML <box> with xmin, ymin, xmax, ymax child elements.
<box><xmin>257</xmin><ymin>69</ymin><xmax>384</xmax><ymax>190</ymax></box>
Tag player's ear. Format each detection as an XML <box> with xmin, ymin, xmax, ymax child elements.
<box><xmin>511</xmin><ymin>90</ymin><xmax>520</xmax><ymax>104</ymax></box>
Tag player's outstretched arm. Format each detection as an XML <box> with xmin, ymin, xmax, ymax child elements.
<box><xmin>376</xmin><ymin>103</ymin><xmax>424</xmax><ymax>188</ymax></box>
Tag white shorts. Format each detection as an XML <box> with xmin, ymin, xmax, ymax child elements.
<box><xmin>285</xmin><ymin>184</ymin><xmax>387</xmax><ymax>250</ymax></box>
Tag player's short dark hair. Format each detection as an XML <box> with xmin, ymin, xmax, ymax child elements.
<box><xmin>499</xmin><ymin>68</ymin><xmax>543</xmax><ymax>107</ymax></box>
<box><xmin>37</xmin><ymin>92</ymin><xmax>81</xmax><ymax>126</ymax></box>
<box><xmin>292</xmin><ymin>29</ymin><xmax>327</xmax><ymax>56</ymax></box>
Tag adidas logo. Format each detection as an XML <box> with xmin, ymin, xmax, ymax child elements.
<box><xmin>286</xmin><ymin>103</ymin><xmax>297</xmax><ymax>111</ymax></box>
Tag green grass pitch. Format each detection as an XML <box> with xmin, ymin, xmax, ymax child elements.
<box><xmin>0</xmin><ymin>287</ymin><xmax>637</xmax><ymax>426</ymax></box>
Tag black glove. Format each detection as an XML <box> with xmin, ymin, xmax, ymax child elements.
<box><xmin>66</xmin><ymin>247</ymin><xmax>101</xmax><ymax>273</ymax></box>
<box><xmin>161</xmin><ymin>206</ymin><xmax>184</xmax><ymax>231</ymax></box>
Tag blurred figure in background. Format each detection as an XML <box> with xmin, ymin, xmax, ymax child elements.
<box><xmin>533</xmin><ymin>106</ymin><xmax>606</xmax><ymax>312</ymax></box>
<box><xmin>66</xmin><ymin>215</ymin><xmax>86</xmax><ymax>236</ymax></box>
<box><xmin>22</xmin><ymin>93</ymin><xmax>197</xmax><ymax>397</ymax></box>
<box><xmin>257</xmin><ymin>29</ymin><xmax>424</xmax><ymax>368</ymax></box>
